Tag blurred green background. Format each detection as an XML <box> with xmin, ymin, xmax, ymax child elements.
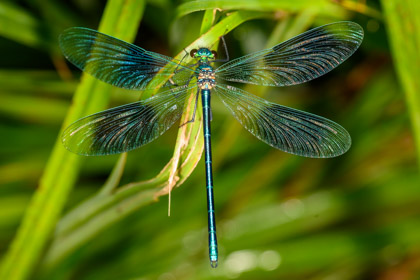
<box><xmin>1</xmin><ymin>0</ymin><xmax>420</xmax><ymax>279</ymax></box>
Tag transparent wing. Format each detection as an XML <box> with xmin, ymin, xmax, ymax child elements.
<box><xmin>62</xmin><ymin>85</ymin><xmax>195</xmax><ymax>156</ymax></box>
<box><xmin>216</xmin><ymin>21</ymin><xmax>363</xmax><ymax>87</ymax></box>
<box><xmin>59</xmin><ymin>27</ymin><xmax>195</xmax><ymax>90</ymax></box>
<box><xmin>214</xmin><ymin>84</ymin><xmax>351</xmax><ymax>158</ymax></box>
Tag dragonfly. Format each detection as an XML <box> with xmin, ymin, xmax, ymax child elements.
<box><xmin>59</xmin><ymin>21</ymin><xmax>363</xmax><ymax>268</ymax></box>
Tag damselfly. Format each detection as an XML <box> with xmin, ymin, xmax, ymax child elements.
<box><xmin>59</xmin><ymin>21</ymin><xmax>363</xmax><ymax>268</ymax></box>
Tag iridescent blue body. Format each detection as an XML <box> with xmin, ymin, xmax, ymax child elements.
<box><xmin>59</xmin><ymin>22</ymin><xmax>363</xmax><ymax>268</ymax></box>
<box><xmin>194</xmin><ymin>49</ymin><xmax>219</xmax><ymax>267</ymax></box>
<box><xmin>202</xmin><ymin>88</ymin><xmax>218</xmax><ymax>267</ymax></box>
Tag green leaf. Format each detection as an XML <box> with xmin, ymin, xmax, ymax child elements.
<box><xmin>99</xmin><ymin>153</ymin><xmax>127</xmax><ymax>196</ymax></box>
<box><xmin>381</xmin><ymin>0</ymin><xmax>420</xmax><ymax>168</ymax></box>
<box><xmin>176</xmin><ymin>0</ymin><xmax>347</xmax><ymax>18</ymax></box>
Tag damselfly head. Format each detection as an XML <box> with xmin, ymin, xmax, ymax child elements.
<box><xmin>191</xmin><ymin>48</ymin><xmax>216</xmax><ymax>60</ymax></box>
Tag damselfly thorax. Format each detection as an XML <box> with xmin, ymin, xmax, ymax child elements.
<box><xmin>191</xmin><ymin>48</ymin><xmax>217</xmax><ymax>90</ymax></box>
<box><xmin>197</xmin><ymin>64</ymin><xmax>216</xmax><ymax>90</ymax></box>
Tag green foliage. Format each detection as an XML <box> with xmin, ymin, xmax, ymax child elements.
<box><xmin>176</xmin><ymin>0</ymin><xmax>348</xmax><ymax>18</ymax></box>
<box><xmin>381</xmin><ymin>0</ymin><xmax>420</xmax><ymax>167</ymax></box>
<box><xmin>0</xmin><ymin>0</ymin><xmax>419</xmax><ymax>280</ymax></box>
<box><xmin>0</xmin><ymin>0</ymin><xmax>146</xmax><ymax>279</ymax></box>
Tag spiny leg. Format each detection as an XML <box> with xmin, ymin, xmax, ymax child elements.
<box><xmin>212</xmin><ymin>36</ymin><xmax>230</xmax><ymax>63</ymax></box>
<box><xmin>168</xmin><ymin>49</ymin><xmax>191</xmax><ymax>87</ymax></box>
<box><xmin>220</xmin><ymin>36</ymin><xmax>230</xmax><ymax>61</ymax></box>
<box><xmin>179</xmin><ymin>87</ymin><xmax>200</xmax><ymax>127</ymax></box>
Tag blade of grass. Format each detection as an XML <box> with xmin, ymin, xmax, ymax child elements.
<box><xmin>381</xmin><ymin>0</ymin><xmax>420</xmax><ymax>169</ymax></box>
<box><xmin>0</xmin><ymin>93</ymin><xmax>68</xmax><ymax>124</ymax></box>
<box><xmin>99</xmin><ymin>153</ymin><xmax>127</xmax><ymax>196</ymax></box>
<box><xmin>0</xmin><ymin>70</ymin><xmax>76</xmax><ymax>95</ymax></box>
<box><xmin>0</xmin><ymin>1</ymin><xmax>146</xmax><ymax>279</ymax></box>
<box><xmin>40</xmin><ymin>10</ymin><xmax>270</xmax><ymax>272</ymax></box>
<box><xmin>176</xmin><ymin>0</ymin><xmax>348</xmax><ymax>19</ymax></box>
<box><xmin>200</xmin><ymin>9</ymin><xmax>218</xmax><ymax>34</ymax></box>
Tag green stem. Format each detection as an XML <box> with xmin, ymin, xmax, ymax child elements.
<box><xmin>381</xmin><ymin>0</ymin><xmax>420</xmax><ymax>168</ymax></box>
<box><xmin>0</xmin><ymin>1</ymin><xmax>145</xmax><ymax>279</ymax></box>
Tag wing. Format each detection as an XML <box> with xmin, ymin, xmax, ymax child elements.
<box><xmin>62</xmin><ymin>85</ymin><xmax>194</xmax><ymax>156</ymax></box>
<box><xmin>59</xmin><ymin>27</ymin><xmax>195</xmax><ymax>90</ymax></box>
<box><xmin>216</xmin><ymin>21</ymin><xmax>363</xmax><ymax>87</ymax></box>
<box><xmin>214</xmin><ymin>84</ymin><xmax>351</xmax><ymax>158</ymax></box>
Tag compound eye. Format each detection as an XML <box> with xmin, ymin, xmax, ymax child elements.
<box><xmin>190</xmin><ymin>49</ymin><xmax>198</xmax><ymax>58</ymax></box>
<box><xmin>211</xmin><ymin>50</ymin><xmax>218</xmax><ymax>59</ymax></box>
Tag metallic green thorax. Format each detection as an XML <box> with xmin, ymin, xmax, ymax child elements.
<box><xmin>195</xmin><ymin>48</ymin><xmax>218</xmax><ymax>267</ymax></box>
<box><xmin>196</xmin><ymin>49</ymin><xmax>216</xmax><ymax>90</ymax></box>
